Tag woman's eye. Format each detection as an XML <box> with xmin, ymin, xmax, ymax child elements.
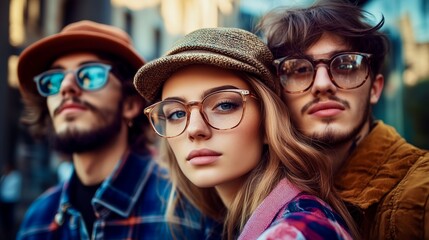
<box><xmin>213</xmin><ymin>101</ymin><xmax>240</xmax><ymax>113</ymax></box>
<box><xmin>218</xmin><ymin>103</ymin><xmax>234</xmax><ymax>110</ymax></box>
<box><xmin>167</xmin><ymin>110</ymin><xmax>186</xmax><ymax>120</ymax></box>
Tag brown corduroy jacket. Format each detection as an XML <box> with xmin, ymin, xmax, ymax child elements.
<box><xmin>335</xmin><ymin>121</ymin><xmax>429</xmax><ymax>240</ymax></box>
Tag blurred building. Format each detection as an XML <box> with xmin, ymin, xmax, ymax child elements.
<box><xmin>364</xmin><ymin>0</ymin><xmax>429</xmax><ymax>147</ymax></box>
<box><xmin>0</xmin><ymin>0</ymin><xmax>428</xmax><ymax>237</ymax></box>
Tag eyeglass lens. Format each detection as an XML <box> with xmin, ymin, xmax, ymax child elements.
<box><xmin>147</xmin><ymin>91</ymin><xmax>246</xmax><ymax>138</ymax></box>
<box><xmin>279</xmin><ymin>53</ymin><xmax>369</xmax><ymax>93</ymax></box>
<box><xmin>34</xmin><ymin>63</ymin><xmax>111</xmax><ymax>96</ymax></box>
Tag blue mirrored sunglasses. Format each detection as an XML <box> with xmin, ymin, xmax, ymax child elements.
<box><xmin>33</xmin><ymin>63</ymin><xmax>112</xmax><ymax>97</ymax></box>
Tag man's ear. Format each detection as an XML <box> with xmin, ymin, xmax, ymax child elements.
<box><xmin>370</xmin><ymin>74</ymin><xmax>384</xmax><ymax>105</ymax></box>
<box><xmin>123</xmin><ymin>95</ymin><xmax>144</xmax><ymax>119</ymax></box>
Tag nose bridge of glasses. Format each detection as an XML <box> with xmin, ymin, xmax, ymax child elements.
<box><xmin>185</xmin><ymin>101</ymin><xmax>212</xmax><ymax>133</ymax></box>
<box><xmin>311</xmin><ymin>59</ymin><xmax>338</xmax><ymax>90</ymax></box>
<box><xmin>186</xmin><ymin>101</ymin><xmax>207</xmax><ymax>121</ymax></box>
<box><xmin>187</xmin><ymin>100</ymin><xmax>203</xmax><ymax>109</ymax></box>
<box><xmin>312</xmin><ymin>58</ymin><xmax>331</xmax><ymax>71</ymax></box>
<box><xmin>312</xmin><ymin>57</ymin><xmax>338</xmax><ymax>78</ymax></box>
<box><xmin>59</xmin><ymin>69</ymin><xmax>80</xmax><ymax>89</ymax></box>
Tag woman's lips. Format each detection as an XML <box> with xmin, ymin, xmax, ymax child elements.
<box><xmin>186</xmin><ymin>149</ymin><xmax>222</xmax><ymax>166</ymax></box>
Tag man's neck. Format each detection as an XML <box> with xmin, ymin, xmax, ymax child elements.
<box><xmin>326</xmin><ymin>122</ymin><xmax>372</xmax><ymax>174</ymax></box>
<box><xmin>72</xmin><ymin>125</ymin><xmax>129</xmax><ymax>186</ymax></box>
<box><xmin>324</xmin><ymin>142</ymin><xmax>354</xmax><ymax>173</ymax></box>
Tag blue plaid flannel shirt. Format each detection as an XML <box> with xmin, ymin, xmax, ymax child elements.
<box><xmin>17</xmin><ymin>152</ymin><xmax>221</xmax><ymax>240</ymax></box>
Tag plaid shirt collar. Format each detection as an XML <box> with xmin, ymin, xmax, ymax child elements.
<box><xmin>58</xmin><ymin>151</ymin><xmax>156</xmax><ymax>219</ymax></box>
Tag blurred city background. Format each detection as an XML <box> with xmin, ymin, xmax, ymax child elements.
<box><xmin>0</xmin><ymin>0</ymin><xmax>428</xmax><ymax>238</ymax></box>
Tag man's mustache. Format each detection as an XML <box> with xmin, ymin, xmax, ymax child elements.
<box><xmin>301</xmin><ymin>95</ymin><xmax>350</xmax><ymax>114</ymax></box>
<box><xmin>54</xmin><ymin>97</ymin><xmax>98</xmax><ymax>116</ymax></box>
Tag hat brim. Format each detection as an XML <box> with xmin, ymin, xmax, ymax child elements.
<box><xmin>134</xmin><ymin>52</ymin><xmax>266</xmax><ymax>102</ymax></box>
<box><xmin>18</xmin><ymin>32</ymin><xmax>144</xmax><ymax>99</ymax></box>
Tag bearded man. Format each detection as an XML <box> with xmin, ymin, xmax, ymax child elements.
<box><xmin>16</xmin><ymin>20</ymin><xmax>220</xmax><ymax>240</ymax></box>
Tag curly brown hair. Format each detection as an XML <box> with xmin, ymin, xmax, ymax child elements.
<box><xmin>257</xmin><ymin>0</ymin><xmax>389</xmax><ymax>79</ymax></box>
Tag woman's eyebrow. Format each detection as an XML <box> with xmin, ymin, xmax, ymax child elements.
<box><xmin>202</xmin><ymin>85</ymin><xmax>239</xmax><ymax>96</ymax></box>
<box><xmin>163</xmin><ymin>85</ymin><xmax>240</xmax><ymax>102</ymax></box>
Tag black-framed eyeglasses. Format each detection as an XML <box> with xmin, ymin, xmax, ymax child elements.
<box><xmin>273</xmin><ymin>52</ymin><xmax>372</xmax><ymax>93</ymax></box>
<box><xmin>34</xmin><ymin>63</ymin><xmax>112</xmax><ymax>97</ymax></box>
<box><xmin>144</xmin><ymin>89</ymin><xmax>256</xmax><ymax>138</ymax></box>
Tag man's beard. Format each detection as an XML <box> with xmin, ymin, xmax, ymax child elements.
<box><xmin>295</xmin><ymin>93</ymin><xmax>371</xmax><ymax>148</ymax></box>
<box><xmin>50</xmin><ymin>99</ymin><xmax>123</xmax><ymax>155</ymax></box>
<box><xmin>309</xmin><ymin>99</ymin><xmax>370</xmax><ymax>147</ymax></box>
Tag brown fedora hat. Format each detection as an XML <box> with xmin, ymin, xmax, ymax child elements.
<box><xmin>18</xmin><ymin>20</ymin><xmax>145</xmax><ymax>99</ymax></box>
<box><xmin>134</xmin><ymin>27</ymin><xmax>279</xmax><ymax>102</ymax></box>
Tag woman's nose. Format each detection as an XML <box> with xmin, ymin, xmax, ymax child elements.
<box><xmin>186</xmin><ymin>108</ymin><xmax>212</xmax><ymax>141</ymax></box>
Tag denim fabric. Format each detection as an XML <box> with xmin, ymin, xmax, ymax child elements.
<box><xmin>17</xmin><ymin>152</ymin><xmax>221</xmax><ymax>240</ymax></box>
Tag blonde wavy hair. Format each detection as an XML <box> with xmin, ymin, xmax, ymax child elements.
<box><xmin>158</xmin><ymin>74</ymin><xmax>360</xmax><ymax>239</ymax></box>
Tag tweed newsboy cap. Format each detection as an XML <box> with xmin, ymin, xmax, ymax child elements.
<box><xmin>134</xmin><ymin>27</ymin><xmax>279</xmax><ymax>102</ymax></box>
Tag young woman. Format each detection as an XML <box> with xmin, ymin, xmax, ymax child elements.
<box><xmin>134</xmin><ymin>27</ymin><xmax>359</xmax><ymax>239</ymax></box>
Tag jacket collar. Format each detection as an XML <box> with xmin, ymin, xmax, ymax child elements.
<box><xmin>58</xmin><ymin>151</ymin><xmax>155</xmax><ymax>218</ymax></box>
<box><xmin>335</xmin><ymin>121</ymin><xmax>422</xmax><ymax>209</ymax></box>
<box><xmin>91</xmin><ymin>151</ymin><xmax>155</xmax><ymax>217</ymax></box>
